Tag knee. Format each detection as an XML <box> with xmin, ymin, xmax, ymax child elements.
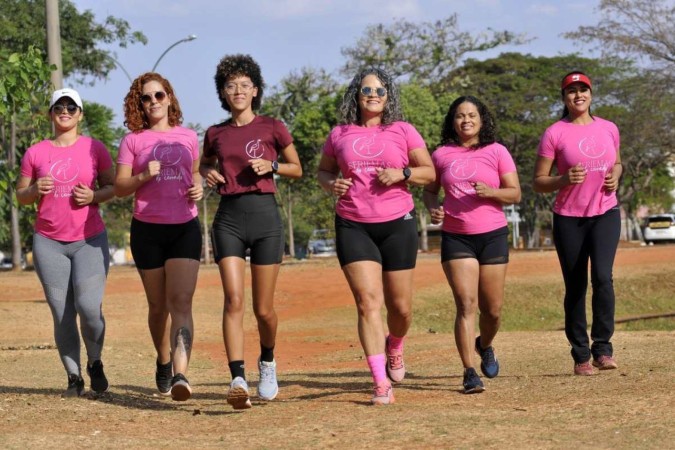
<box><xmin>224</xmin><ymin>295</ymin><xmax>245</xmax><ymax>315</ymax></box>
<box><xmin>168</xmin><ymin>294</ymin><xmax>193</xmax><ymax>316</ymax></box>
<box><xmin>480</xmin><ymin>304</ymin><xmax>502</xmax><ymax>323</ymax></box>
<box><xmin>455</xmin><ymin>296</ymin><xmax>478</xmax><ymax>317</ymax></box>
<box><xmin>253</xmin><ymin>305</ymin><xmax>276</xmax><ymax>324</ymax></box>
<box><xmin>355</xmin><ymin>292</ymin><xmax>383</xmax><ymax>317</ymax></box>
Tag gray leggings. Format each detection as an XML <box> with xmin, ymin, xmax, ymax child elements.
<box><xmin>33</xmin><ymin>231</ymin><xmax>110</xmax><ymax>376</ymax></box>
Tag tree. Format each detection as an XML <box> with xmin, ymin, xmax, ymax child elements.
<box><xmin>0</xmin><ymin>0</ymin><xmax>147</xmax><ymax>82</ymax></box>
<box><xmin>0</xmin><ymin>46</ymin><xmax>53</xmax><ymax>270</ymax></box>
<box><xmin>564</xmin><ymin>0</ymin><xmax>675</xmax><ymax>74</ymax></box>
<box><xmin>340</xmin><ymin>14</ymin><xmax>527</xmax><ymax>87</ymax></box>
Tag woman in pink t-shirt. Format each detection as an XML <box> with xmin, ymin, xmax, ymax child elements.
<box><xmin>16</xmin><ymin>88</ymin><xmax>115</xmax><ymax>397</ymax></box>
<box><xmin>318</xmin><ymin>67</ymin><xmax>435</xmax><ymax>405</ymax></box>
<box><xmin>533</xmin><ymin>71</ymin><xmax>622</xmax><ymax>376</ymax></box>
<box><xmin>423</xmin><ymin>96</ymin><xmax>521</xmax><ymax>394</ymax></box>
<box><xmin>114</xmin><ymin>73</ymin><xmax>203</xmax><ymax>401</ymax></box>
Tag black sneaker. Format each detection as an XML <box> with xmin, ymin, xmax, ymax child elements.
<box><xmin>86</xmin><ymin>360</ymin><xmax>109</xmax><ymax>393</ymax></box>
<box><xmin>62</xmin><ymin>374</ymin><xmax>85</xmax><ymax>398</ymax></box>
<box><xmin>462</xmin><ymin>368</ymin><xmax>485</xmax><ymax>394</ymax></box>
<box><xmin>170</xmin><ymin>373</ymin><xmax>192</xmax><ymax>401</ymax></box>
<box><xmin>156</xmin><ymin>359</ymin><xmax>173</xmax><ymax>396</ymax></box>
<box><xmin>475</xmin><ymin>336</ymin><xmax>500</xmax><ymax>378</ymax></box>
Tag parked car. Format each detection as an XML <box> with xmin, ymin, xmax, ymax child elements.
<box><xmin>307</xmin><ymin>229</ymin><xmax>336</xmax><ymax>257</ymax></box>
<box><xmin>643</xmin><ymin>213</ymin><xmax>675</xmax><ymax>244</ymax></box>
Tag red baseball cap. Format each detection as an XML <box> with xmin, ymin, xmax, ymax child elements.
<box><xmin>561</xmin><ymin>73</ymin><xmax>592</xmax><ymax>90</ymax></box>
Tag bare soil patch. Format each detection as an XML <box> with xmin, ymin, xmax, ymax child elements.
<box><xmin>0</xmin><ymin>245</ymin><xmax>673</xmax><ymax>448</ymax></box>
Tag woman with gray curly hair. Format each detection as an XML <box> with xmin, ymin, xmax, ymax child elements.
<box><xmin>318</xmin><ymin>67</ymin><xmax>435</xmax><ymax>405</ymax></box>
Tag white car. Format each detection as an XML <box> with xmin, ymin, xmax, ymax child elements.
<box><xmin>643</xmin><ymin>214</ymin><xmax>675</xmax><ymax>244</ymax></box>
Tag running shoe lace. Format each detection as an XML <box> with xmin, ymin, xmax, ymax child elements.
<box><xmin>260</xmin><ymin>363</ymin><xmax>275</xmax><ymax>382</ymax></box>
<box><xmin>387</xmin><ymin>352</ymin><xmax>403</xmax><ymax>370</ymax></box>
<box><xmin>373</xmin><ymin>383</ymin><xmax>391</xmax><ymax>398</ymax></box>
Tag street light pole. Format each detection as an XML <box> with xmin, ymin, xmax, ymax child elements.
<box><xmin>152</xmin><ymin>34</ymin><xmax>197</xmax><ymax>72</ymax></box>
<box><xmin>107</xmin><ymin>54</ymin><xmax>133</xmax><ymax>84</ymax></box>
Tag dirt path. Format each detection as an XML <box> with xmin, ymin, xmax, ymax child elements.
<box><xmin>0</xmin><ymin>245</ymin><xmax>673</xmax><ymax>448</ymax></box>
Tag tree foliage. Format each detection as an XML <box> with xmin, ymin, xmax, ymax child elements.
<box><xmin>0</xmin><ymin>0</ymin><xmax>147</xmax><ymax>83</ymax></box>
<box><xmin>340</xmin><ymin>15</ymin><xmax>527</xmax><ymax>86</ymax></box>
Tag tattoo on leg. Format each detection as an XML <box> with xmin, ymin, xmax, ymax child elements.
<box><xmin>175</xmin><ymin>327</ymin><xmax>192</xmax><ymax>355</ymax></box>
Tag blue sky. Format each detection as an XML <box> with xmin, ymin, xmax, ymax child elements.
<box><xmin>70</xmin><ymin>0</ymin><xmax>600</xmax><ymax>130</ymax></box>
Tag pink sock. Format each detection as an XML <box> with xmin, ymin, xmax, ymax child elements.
<box><xmin>387</xmin><ymin>334</ymin><xmax>405</xmax><ymax>351</ymax></box>
<box><xmin>366</xmin><ymin>354</ymin><xmax>388</xmax><ymax>385</ymax></box>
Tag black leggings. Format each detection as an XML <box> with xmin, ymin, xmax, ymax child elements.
<box><xmin>553</xmin><ymin>207</ymin><xmax>620</xmax><ymax>363</ymax></box>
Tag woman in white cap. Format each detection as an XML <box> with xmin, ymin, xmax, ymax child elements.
<box><xmin>16</xmin><ymin>88</ymin><xmax>115</xmax><ymax>397</ymax></box>
<box><xmin>533</xmin><ymin>71</ymin><xmax>622</xmax><ymax>376</ymax></box>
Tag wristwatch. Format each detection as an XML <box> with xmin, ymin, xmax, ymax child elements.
<box><xmin>402</xmin><ymin>167</ymin><xmax>412</xmax><ymax>181</ymax></box>
<box><xmin>271</xmin><ymin>160</ymin><xmax>279</xmax><ymax>173</ymax></box>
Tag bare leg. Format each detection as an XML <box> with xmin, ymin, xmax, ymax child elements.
<box><xmin>164</xmin><ymin>258</ymin><xmax>199</xmax><ymax>375</ymax></box>
<box><xmin>477</xmin><ymin>264</ymin><xmax>507</xmax><ymax>349</ymax></box>
<box><xmin>218</xmin><ymin>257</ymin><xmax>247</xmax><ymax>362</ymax></box>
<box><xmin>383</xmin><ymin>269</ymin><xmax>414</xmax><ymax>338</ymax></box>
<box><xmin>138</xmin><ymin>268</ymin><xmax>171</xmax><ymax>364</ymax></box>
<box><xmin>250</xmin><ymin>263</ymin><xmax>281</xmax><ymax>349</ymax></box>
<box><xmin>442</xmin><ymin>258</ymin><xmax>480</xmax><ymax>369</ymax></box>
<box><xmin>342</xmin><ymin>261</ymin><xmax>386</xmax><ymax>356</ymax></box>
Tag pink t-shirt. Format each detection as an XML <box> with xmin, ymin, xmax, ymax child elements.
<box><xmin>203</xmin><ymin>115</ymin><xmax>293</xmax><ymax>196</ymax></box>
<box><xmin>538</xmin><ymin>117</ymin><xmax>620</xmax><ymax>217</ymax></box>
<box><xmin>323</xmin><ymin>121</ymin><xmax>426</xmax><ymax>223</ymax></box>
<box><xmin>117</xmin><ymin>126</ymin><xmax>200</xmax><ymax>224</ymax></box>
<box><xmin>20</xmin><ymin>136</ymin><xmax>113</xmax><ymax>241</ymax></box>
<box><xmin>433</xmin><ymin>142</ymin><xmax>517</xmax><ymax>234</ymax></box>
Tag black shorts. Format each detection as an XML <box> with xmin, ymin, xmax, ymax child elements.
<box><xmin>335</xmin><ymin>210</ymin><xmax>418</xmax><ymax>271</ymax></box>
<box><xmin>211</xmin><ymin>193</ymin><xmax>284</xmax><ymax>265</ymax></box>
<box><xmin>130</xmin><ymin>217</ymin><xmax>202</xmax><ymax>270</ymax></box>
<box><xmin>441</xmin><ymin>226</ymin><xmax>509</xmax><ymax>265</ymax></box>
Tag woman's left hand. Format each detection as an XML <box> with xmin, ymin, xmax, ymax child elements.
<box><xmin>473</xmin><ymin>181</ymin><xmax>494</xmax><ymax>198</ymax></box>
<box><xmin>72</xmin><ymin>182</ymin><xmax>94</xmax><ymax>206</ymax></box>
<box><xmin>187</xmin><ymin>183</ymin><xmax>203</xmax><ymax>201</ymax></box>
<box><xmin>376</xmin><ymin>167</ymin><xmax>405</xmax><ymax>186</ymax></box>
<box><xmin>249</xmin><ymin>159</ymin><xmax>272</xmax><ymax>176</ymax></box>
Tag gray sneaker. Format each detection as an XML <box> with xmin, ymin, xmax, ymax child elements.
<box><xmin>257</xmin><ymin>359</ymin><xmax>279</xmax><ymax>401</ymax></box>
<box><xmin>227</xmin><ymin>376</ymin><xmax>252</xmax><ymax>409</ymax></box>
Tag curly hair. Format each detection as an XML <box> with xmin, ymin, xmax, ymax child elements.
<box><xmin>214</xmin><ymin>54</ymin><xmax>265</xmax><ymax>112</ymax></box>
<box><xmin>441</xmin><ymin>95</ymin><xmax>497</xmax><ymax>149</ymax></box>
<box><xmin>338</xmin><ymin>67</ymin><xmax>403</xmax><ymax>126</ymax></box>
<box><xmin>560</xmin><ymin>70</ymin><xmax>593</xmax><ymax>119</ymax></box>
<box><xmin>123</xmin><ymin>72</ymin><xmax>183</xmax><ymax>132</ymax></box>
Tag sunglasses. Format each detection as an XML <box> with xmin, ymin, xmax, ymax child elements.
<box><xmin>360</xmin><ymin>86</ymin><xmax>387</xmax><ymax>97</ymax></box>
<box><xmin>141</xmin><ymin>91</ymin><xmax>167</xmax><ymax>104</ymax></box>
<box><xmin>52</xmin><ymin>104</ymin><xmax>79</xmax><ymax>115</ymax></box>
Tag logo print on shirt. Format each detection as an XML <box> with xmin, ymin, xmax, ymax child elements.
<box><xmin>49</xmin><ymin>158</ymin><xmax>79</xmax><ymax>183</ymax></box>
<box><xmin>352</xmin><ymin>135</ymin><xmax>385</xmax><ymax>159</ymax></box>
<box><xmin>578</xmin><ymin>136</ymin><xmax>606</xmax><ymax>159</ymax></box>
<box><xmin>448</xmin><ymin>159</ymin><xmax>477</xmax><ymax>181</ymax></box>
<box><xmin>246</xmin><ymin>139</ymin><xmax>265</xmax><ymax>159</ymax></box>
<box><xmin>153</xmin><ymin>142</ymin><xmax>184</xmax><ymax>167</ymax></box>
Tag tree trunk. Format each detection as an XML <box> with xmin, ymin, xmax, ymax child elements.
<box><xmin>287</xmin><ymin>186</ymin><xmax>295</xmax><ymax>258</ymax></box>
<box><xmin>9</xmin><ymin>118</ymin><xmax>22</xmax><ymax>271</ymax></box>
<box><xmin>418</xmin><ymin>208</ymin><xmax>428</xmax><ymax>252</ymax></box>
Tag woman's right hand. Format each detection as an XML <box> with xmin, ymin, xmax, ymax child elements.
<box><xmin>142</xmin><ymin>160</ymin><xmax>161</xmax><ymax>182</ymax></box>
<box><xmin>331</xmin><ymin>177</ymin><xmax>353</xmax><ymax>196</ymax></box>
<box><xmin>565</xmin><ymin>163</ymin><xmax>587</xmax><ymax>185</ymax></box>
<box><xmin>35</xmin><ymin>175</ymin><xmax>54</xmax><ymax>196</ymax></box>
<box><xmin>202</xmin><ymin>167</ymin><xmax>226</xmax><ymax>188</ymax></box>
<box><xmin>429</xmin><ymin>207</ymin><xmax>444</xmax><ymax>225</ymax></box>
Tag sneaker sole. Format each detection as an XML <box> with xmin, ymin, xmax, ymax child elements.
<box><xmin>171</xmin><ymin>381</ymin><xmax>192</xmax><ymax>401</ymax></box>
<box><xmin>371</xmin><ymin>394</ymin><xmax>395</xmax><ymax>405</ymax></box>
<box><xmin>592</xmin><ymin>362</ymin><xmax>618</xmax><ymax>370</ymax></box>
<box><xmin>464</xmin><ymin>385</ymin><xmax>486</xmax><ymax>394</ymax></box>
<box><xmin>227</xmin><ymin>387</ymin><xmax>252</xmax><ymax>409</ymax></box>
<box><xmin>258</xmin><ymin>386</ymin><xmax>278</xmax><ymax>401</ymax></box>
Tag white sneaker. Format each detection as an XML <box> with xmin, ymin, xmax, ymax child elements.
<box><xmin>257</xmin><ymin>359</ymin><xmax>279</xmax><ymax>401</ymax></box>
<box><xmin>227</xmin><ymin>376</ymin><xmax>252</xmax><ymax>410</ymax></box>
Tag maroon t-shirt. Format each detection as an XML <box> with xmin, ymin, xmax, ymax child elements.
<box><xmin>203</xmin><ymin>115</ymin><xmax>293</xmax><ymax>195</ymax></box>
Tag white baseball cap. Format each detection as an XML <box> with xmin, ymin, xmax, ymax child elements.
<box><xmin>50</xmin><ymin>88</ymin><xmax>83</xmax><ymax>110</ymax></box>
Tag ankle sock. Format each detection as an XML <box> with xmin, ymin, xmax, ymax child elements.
<box><xmin>229</xmin><ymin>360</ymin><xmax>245</xmax><ymax>380</ymax></box>
<box><xmin>387</xmin><ymin>334</ymin><xmax>405</xmax><ymax>351</ymax></box>
<box><xmin>366</xmin><ymin>354</ymin><xmax>388</xmax><ymax>385</ymax></box>
<box><xmin>260</xmin><ymin>344</ymin><xmax>275</xmax><ymax>363</ymax></box>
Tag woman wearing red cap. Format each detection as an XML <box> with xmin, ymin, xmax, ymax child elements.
<box><xmin>533</xmin><ymin>71</ymin><xmax>622</xmax><ymax>376</ymax></box>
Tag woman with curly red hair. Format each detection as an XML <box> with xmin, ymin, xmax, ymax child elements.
<box><xmin>114</xmin><ymin>72</ymin><xmax>203</xmax><ymax>401</ymax></box>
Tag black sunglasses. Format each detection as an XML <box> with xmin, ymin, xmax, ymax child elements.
<box><xmin>52</xmin><ymin>104</ymin><xmax>79</xmax><ymax>115</ymax></box>
<box><xmin>360</xmin><ymin>86</ymin><xmax>387</xmax><ymax>97</ymax></box>
<box><xmin>141</xmin><ymin>91</ymin><xmax>167</xmax><ymax>104</ymax></box>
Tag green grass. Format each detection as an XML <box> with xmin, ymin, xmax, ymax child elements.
<box><xmin>412</xmin><ymin>267</ymin><xmax>675</xmax><ymax>333</ymax></box>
